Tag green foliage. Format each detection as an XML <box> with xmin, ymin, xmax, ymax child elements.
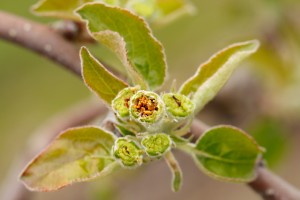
<box><xmin>20</xmin><ymin>126</ymin><xmax>117</xmax><ymax>191</ymax></box>
<box><xmin>77</xmin><ymin>3</ymin><xmax>167</xmax><ymax>89</ymax></box>
<box><xmin>179</xmin><ymin>40</ymin><xmax>260</xmax><ymax>113</ymax></box>
<box><xmin>164</xmin><ymin>151</ymin><xmax>183</xmax><ymax>192</ymax></box>
<box><xmin>20</xmin><ymin>0</ymin><xmax>265</xmax><ymax>193</ymax></box>
<box><xmin>192</xmin><ymin>126</ymin><xmax>263</xmax><ymax>182</ymax></box>
<box><xmin>80</xmin><ymin>47</ymin><xmax>128</xmax><ymax>104</ymax></box>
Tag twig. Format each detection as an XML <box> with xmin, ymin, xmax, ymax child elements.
<box><xmin>0</xmin><ymin>99</ymin><xmax>107</xmax><ymax>200</ymax></box>
<box><xmin>190</xmin><ymin>120</ymin><xmax>300</xmax><ymax>200</ymax></box>
<box><xmin>249</xmin><ymin>167</ymin><xmax>300</xmax><ymax>200</ymax></box>
<box><xmin>0</xmin><ymin>11</ymin><xmax>81</xmax><ymax>76</ymax></box>
<box><xmin>51</xmin><ymin>20</ymin><xmax>94</xmax><ymax>43</ymax></box>
<box><xmin>0</xmin><ymin>11</ymin><xmax>120</xmax><ymax>77</ymax></box>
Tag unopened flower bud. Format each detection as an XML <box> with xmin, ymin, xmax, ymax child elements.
<box><xmin>112</xmin><ymin>87</ymin><xmax>138</xmax><ymax>119</ymax></box>
<box><xmin>162</xmin><ymin>93</ymin><xmax>194</xmax><ymax>119</ymax></box>
<box><xmin>141</xmin><ymin>133</ymin><xmax>172</xmax><ymax>157</ymax></box>
<box><xmin>113</xmin><ymin>138</ymin><xmax>143</xmax><ymax>168</ymax></box>
<box><xmin>130</xmin><ymin>91</ymin><xmax>164</xmax><ymax>124</ymax></box>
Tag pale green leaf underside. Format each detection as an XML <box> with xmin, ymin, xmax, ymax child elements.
<box><xmin>93</xmin><ymin>30</ymin><xmax>147</xmax><ymax>89</ymax></box>
<box><xmin>20</xmin><ymin>126</ymin><xmax>117</xmax><ymax>191</ymax></box>
<box><xmin>179</xmin><ymin>40</ymin><xmax>259</xmax><ymax>113</ymax></box>
<box><xmin>77</xmin><ymin>3</ymin><xmax>167</xmax><ymax>89</ymax></box>
<box><xmin>193</xmin><ymin>125</ymin><xmax>262</xmax><ymax>182</ymax></box>
<box><xmin>80</xmin><ymin>47</ymin><xmax>128</xmax><ymax>104</ymax></box>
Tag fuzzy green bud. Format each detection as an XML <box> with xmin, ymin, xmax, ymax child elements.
<box><xmin>112</xmin><ymin>87</ymin><xmax>138</xmax><ymax>119</ymax></box>
<box><xmin>130</xmin><ymin>90</ymin><xmax>164</xmax><ymax>124</ymax></box>
<box><xmin>141</xmin><ymin>133</ymin><xmax>172</xmax><ymax>157</ymax></box>
<box><xmin>113</xmin><ymin>138</ymin><xmax>143</xmax><ymax>168</ymax></box>
<box><xmin>162</xmin><ymin>93</ymin><xmax>194</xmax><ymax>119</ymax></box>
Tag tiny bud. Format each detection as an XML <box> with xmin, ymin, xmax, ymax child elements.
<box><xmin>141</xmin><ymin>133</ymin><xmax>172</xmax><ymax>157</ymax></box>
<box><xmin>130</xmin><ymin>90</ymin><xmax>164</xmax><ymax>124</ymax></box>
<box><xmin>112</xmin><ymin>138</ymin><xmax>143</xmax><ymax>168</ymax></box>
<box><xmin>112</xmin><ymin>87</ymin><xmax>138</xmax><ymax>119</ymax></box>
<box><xmin>162</xmin><ymin>93</ymin><xmax>194</xmax><ymax>119</ymax></box>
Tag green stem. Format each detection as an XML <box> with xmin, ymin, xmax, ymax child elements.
<box><xmin>164</xmin><ymin>151</ymin><xmax>183</xmax><ymax>192</ymax></box>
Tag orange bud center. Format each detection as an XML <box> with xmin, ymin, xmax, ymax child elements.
<box><xmin>134</xmin><ymin>95</ymin><xmax>158</xmax><ymax>116</ymax></box>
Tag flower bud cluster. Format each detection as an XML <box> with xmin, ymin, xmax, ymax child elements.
<box><xmin>112</xmin><ymin>87</ymin><xmax>195</xmax><ymax>130</ymax></box>
<box><xmin>111</xmin><ymin>87</ymin><xmax>195</xmax><ymax>168</ymax></box>
<box><xmin>112</xmin><ymin>133</ymin><xmax>172</xmax><ymax>168</ymax></box>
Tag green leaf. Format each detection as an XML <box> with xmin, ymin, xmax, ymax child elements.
<box><xmin>193</xmin><ymin>125</ymin><xmax>263</xmax><ymax>182</ymax></box>
<box><xmin>154</xmin><ymin>0</ymin><xmax>195</xmax><ymax>25</ymax></box>
<box><xmin>92</xmin><ymin>30</ymin><xmax>147</xmax><ymax>89</ymax></box>
<box><xmin>31</xmin><ymin>0</ymin><xmax>94</xmax><ymax>20</ymax></box>
<box><xmin>164</xmin><ymin>151</ymin><xmax>183</xmax><ymax>192</ymax></box>
<box><xmin>80</xmin><ymin>47</ymin><xmax>128</xmax><ymax>105</ymax></box>
<box><xmin>77</xmin><ymin>3</ymin><xmax>167</xmax><ymax>89</ymax></box>
<box><xmin>20</xmin><ymin>126</ymin><xmax>117</xmax><ymax>191</ymax></box>
<box><xmin>179</xmin><ymin>40</ymin><xmax>259</xmax><ymax>113</ymax></box>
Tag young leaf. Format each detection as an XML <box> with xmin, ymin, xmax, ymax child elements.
<box><xmin>93</xmin><ymin>30</ymin><xmax>147</xmax><ymax>89</ymax></box>
<box><xmin>164</xmin><ymin>151</ymin><xmax>183</xmax><ymax>192</ymax></box>
<box><xmin>179</xmin><ymin>40</ymin><xmax>259</xmax><ymax>113</ymax></box>
<box><xmin>77</xmin><ymin>3</ymin><xmax>167</xmax><ymax>89</ymax></box>
<box><xmin>32</xmin><ymin>0</ymin><xmax>94</xmax><ymax>20</ymax></box>
<box><xmin>20</xmin><ymin>126</ymin><xmax>118</xmax><ymax>191</ymax></box>
<box><xmin>80</xmin><ymin>47</ymin><xmax>128</xmax><ymax>104</ymax></box>
<box><xmin>192</xmin><ymin>125</ymin><xmax>263</xmax><ymax>182</ymax></box>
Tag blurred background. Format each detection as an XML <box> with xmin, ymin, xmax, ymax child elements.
<box><xmin>1</xmin><ymin>0</ymin><xmax>300</xmax><ymax>199</ymax></box>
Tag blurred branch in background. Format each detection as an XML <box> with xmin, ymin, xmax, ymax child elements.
<box><xmin>0</xmin><ymin>11</ymin><xmax>81</xmax><ymax>76</ymax></box>
<box><xmin>0</xmin><ymin>11</ymin><xmax>119</xmax><ymax>78</ymax></box>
